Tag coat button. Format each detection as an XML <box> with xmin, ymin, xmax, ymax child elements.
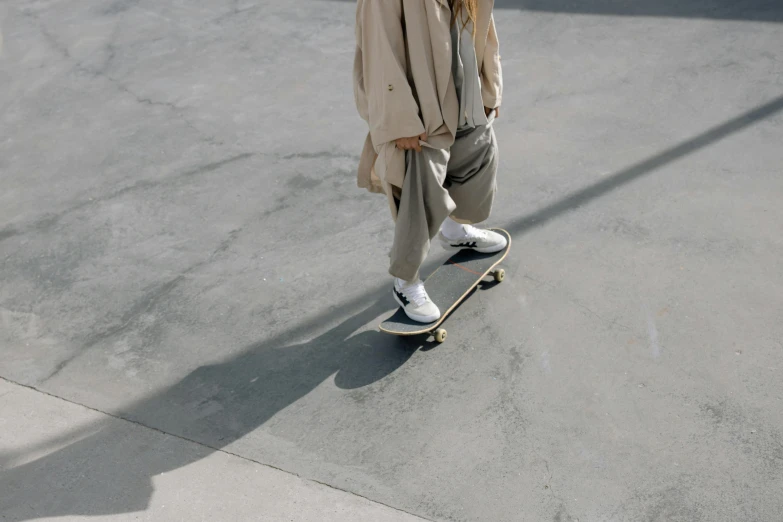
<box><xmin>388</xmin><ymin>84</ymin><xmax>394</xmax><ymax>91</ymax></box>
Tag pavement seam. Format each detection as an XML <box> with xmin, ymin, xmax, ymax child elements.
<box><xmin>0</xmin><ymin>375</ymin><xmax>434</xmax><ymax>522</ymax></box>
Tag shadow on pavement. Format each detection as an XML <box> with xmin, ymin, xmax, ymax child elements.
<box><xmin>0</xmin><ymin>297</ymin><xmax>426</xmax><ymax>521</ymax></box>
<box><xmin>2</xmin><ymin>85</ymin><xmax>782</xmax><ymax>522</ymax></box>
<box><xmin>492</xmin><ymin>0</ymin><xmax>783</xmax><ymax>21</ymax></box>
<box><xmin>328</xmin><ymin>0</ymin><xmax>783</xmax><ymax>22</ymax></box>
<box><xmin>504</xmin><ymin>95</ymin><xmax>783</xmax><ymax>237</ymax></box>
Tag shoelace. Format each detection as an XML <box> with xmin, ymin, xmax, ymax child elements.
<box><xmin>460</xmin><ymin>225</ymin><xmax>487</xmax><ymax>240</ymax></box>
<box><xmin>401</xmin><ymin>280</ymin><xmax>429</xmax><ymax>306</ymax></box>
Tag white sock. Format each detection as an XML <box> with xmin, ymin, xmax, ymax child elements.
<box><xmin>395</xmin><ymin>277</ymin><xmax>418</xmax><ymax>288</ymax></box>
<box><xmin>440</xmin><ymin>217</ymin><xmax>466</xmax><ymax>239</ymax></box>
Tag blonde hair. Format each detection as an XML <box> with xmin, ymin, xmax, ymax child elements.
<box><xmin>450</xmin><ymin>0</ymin><xmax>479</xmax><ymax>35</ymax></box>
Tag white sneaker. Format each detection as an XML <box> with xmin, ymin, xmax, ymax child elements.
<box><xmin>439</xmin><ymin>224</ymin><xmax>507</xmax><ymax>253</ymax></box>
<box><xmin>393</xmin><ymin>278</ymin><xmax>441</xmax><ymax>323</ymax></box>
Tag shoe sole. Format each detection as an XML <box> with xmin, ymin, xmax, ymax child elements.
<box><xmin>439</xmin><ymin>238</ymin><xmax>507</xmax><ymax>254</ymax></box>
<box><xmin>393</xmin><ymin>290</ymin><xmax>441</xmax><ymax>323</ymax></box>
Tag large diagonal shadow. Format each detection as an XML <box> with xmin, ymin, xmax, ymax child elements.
<box><xmin>492</xmin><ymin>0</ymin><xmax>783</xmax><ymax>22</ymax></box>
<box><xmin>325</xmin><ymin>0</ymin><xmax>783</xmax><ymax>22</ymax></box>
<box><xmin>504</xmin><ymin>96</ymin><xmax>783</xmax><ymax>236</ymax></box>
<box><xmin>2</xmin><ymin>95</ymin><xmax>782</xmax><ymax>520</ymax></box>
<box><xmin>0</xmin><ymin>297</ymin><xmax>429</xmax><ymax>520</ymax></box>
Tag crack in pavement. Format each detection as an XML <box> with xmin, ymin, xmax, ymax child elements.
<box><xmin>40</xmin><ymin>275</ymin><xmax>186</xmax><ymax>384</ymax></box>
<box><xmin>39</xmin><ymin>224</ymin><xmax>244</xmax><ymax>384</ymax></box>
<box><xmin>0</xmin><ymin>152</ymin><xmax>254</xmax><ymax>243</ymax></box>
<box><xmin>19</xmin><ymin>6</ymin><xmax>222</xmax><ymax>144</ymax></box>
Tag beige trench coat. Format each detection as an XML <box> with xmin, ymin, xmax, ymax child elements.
<box><xmin>353</xmin><ymin>0</ymin><xmax>503</xmax><ymax>219</ymax></box>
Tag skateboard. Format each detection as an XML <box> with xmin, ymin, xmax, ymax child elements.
<box><xmin>379</xmin><ymin>229</ymin><xmax>511</xmax><ymax>343</ymax></box>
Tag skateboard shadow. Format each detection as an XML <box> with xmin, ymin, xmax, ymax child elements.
<box><xmin>477</xmin><ymin>279</ymin><xmax>501</xmax><ymax>291</ymax></box>
<box><xmin>413</xmin><ymin>282</ymin><xmax>498</xmax><ymax>352</ymax></box>
<box><xmin>0</xmin><ymin>298</ymin><xmax>424</xmax><ymax>521</ymax></box>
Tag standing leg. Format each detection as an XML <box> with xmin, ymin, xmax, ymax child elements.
<box><xmin>438</xmin><ymin>122</ymin><xmax>507</xmax><ymax>253</ymax></box>
<box><xmin>445</xmin><ymin>122</ymin><xmax>498</xmax><ymax>224</ymax></box>
<box><xmin>389</xmin><ymin>146</ymin><xmax>454</xmax><ymax>282</ymax></box>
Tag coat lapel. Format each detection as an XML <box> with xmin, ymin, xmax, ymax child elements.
<box><xmin>424</xmin><ymin>0</ymin><xmax>453</xmax><ymax>114</ymax></box>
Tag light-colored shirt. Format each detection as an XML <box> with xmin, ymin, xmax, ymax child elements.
<box><xmin>451</xmin><ymin>11</ymin><xmax>488</xmax><ymax>130</ymax></box>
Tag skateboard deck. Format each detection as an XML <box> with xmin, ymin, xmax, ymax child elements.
<box><xmin>379</xmin><ymin>229</ymin><xmax>511</xmax><ymax>342</ymax></box>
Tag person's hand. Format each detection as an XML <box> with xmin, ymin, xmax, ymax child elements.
<box><xmin>485</xmin><ymin>106</ymin><xmax>500</xmax><ymax>118</ymax></box>
<box><xmin>395</xmin><ymin>132</ymin><xmax>428</xmax><ymax>152</ymax></box>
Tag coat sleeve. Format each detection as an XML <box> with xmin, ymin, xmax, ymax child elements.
<box><xmin>354</xmin><ymin>0</ymin><xmax>425</xmax><ymax>148</ymax></box>
<box><xmin>480</xmin><ymin>14</ymin><xmax>503</xmax><ymax>109</ymax></box>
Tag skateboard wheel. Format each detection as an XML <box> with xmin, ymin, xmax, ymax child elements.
<box><xmin>493</xmin><ymin>269</ymin><xmax>506</xmax><ymax>282</ymax></box>
<box><xmin>435</xmin><ymin>329</ymin><xmax>447</xmax><ymax>343</ymax></box>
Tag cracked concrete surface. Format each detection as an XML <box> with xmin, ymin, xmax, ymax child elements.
<box><xmin>0</xmin><ymin>378</ymin><xmax>430</xmax><ymax>522</ymax></box>
<box><xmin>1</xmin><ymin>1</ymin><xmax>783</xmax><ymax>521</ymax></box>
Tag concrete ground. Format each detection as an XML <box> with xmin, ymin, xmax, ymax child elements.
<box><xmin>1</xmin><ymin>1</ymin><xmax>782</xmax><ymax>521</ymax></box>
<box><xmin>0</xmin><ymin>379</ymin><xmax>427</xmax><ymax>522</ymax></box>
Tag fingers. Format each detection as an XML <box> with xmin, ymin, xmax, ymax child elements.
<box><xmin>416</xmin><ymin>133</ymin><xmax>427</xmax><ymax>152</ymax></box>
<box><xmin>484</xmin><ymin>107</ymin><xmax>501</xmax><ymax>118</ymax></box>
<box><xmin>395</xmin><ymin>133</ymin><xmax>431</xmax><ymax>152</ymax></box>
<box><xmin>395</xmin><ymin>137</ymin><xmax>422</xmax><ymax>151</ymax></box>
<box><xmin>415</xmin><ymin>132</ymin><xmax>427</xmax><ymax>152</ymax></box>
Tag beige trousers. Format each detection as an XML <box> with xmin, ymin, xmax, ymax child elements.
<box><xmin>389</xmin><ymin>121</ymin><xmax>498</xmax><ymax>281</ymax></box>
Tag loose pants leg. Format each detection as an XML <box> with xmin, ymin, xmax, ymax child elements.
<box><xmin>389</xmin><ymin>123</ymin><xmax>498</xmax><ymax>281</ymax></box>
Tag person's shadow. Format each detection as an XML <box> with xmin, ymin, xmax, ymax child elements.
<box><xmin>0</xmin><ymin>298</ymin><xmax>425</xmax><ymax>521</ymax></box>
